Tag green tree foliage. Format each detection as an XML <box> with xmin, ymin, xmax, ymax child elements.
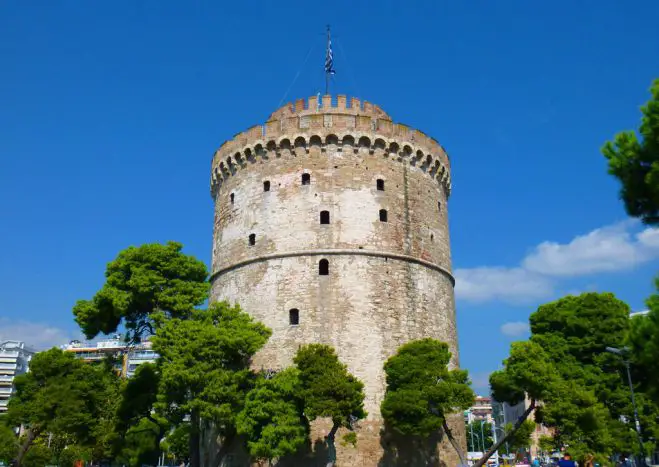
<box><xmin>380</xmin><ymin>339</ymin><xmax>474</xmax><ymax>464</ymax></box>
<box><xmin>466</xmin><ymin>420</ymin><xmax>493</xmax><ymax>452</ymax></box>
<box><xmin>236</xmin><ymin>368</ymin><xmax>308</xmax><ymax>464</ymax></box>
<box><xmin>529</xmin><ymin>293</ymin><xmax>654</xmax><ymax>456</ymax></box>
<box><xmin>151</xmin><ymin>301</ymin><xmax>271</xmax><ymax>467</ymax></box>
<box><xmin>114</xmin><ymin>418</ymin><xmax>162</xmax><ymax>467</ymax></box>
<box><xmin>7</xmin><ymin>348</ymin><xmax>121</xmax><ymax>466</ymax></box>
<box><xmin>161</xmin><ymin>423</ymin><xmax>189</xmax><ymax>465</ymax></box>
<box><xmin>73</xmin><ymin>241</ymin><xmax>209</xmax><ymax>341</ymax></box>
<box><xmin>628</xmin><ymin>280</ymin><xmax>659</xmax><ymax>398</ymax></box>
<box><xmin>504</xmin><ymin>419</ymin><xmax>534</xmax><ymax>453</ymax></box>
<box><xmin>477</xmin><ymin>341</ymin><xmax>561</xmax><ymax>466</ymax></box>
<box><xmin>489</xmin><ymin>292</ymin><xmax>659</xmax><ymax>462</ymax></box>
<box><xmin>602</xmin><ymin>79</ymin><xmax>659</xmax><ymax>226</ymax></box>
<box><xmin>294</xmin><ymin>344</ymin><xmax>366</xmax><ymax>467</ymax></box>
<box><xmin>21</xmin><ymin>443</ymin><xmax>52</xmax><ymax>467</ymax></box>
<box><xmin>58</xmin><ymin>445</ymin><xmax>92</xmax><ymax>467</ymax></box>
<box><xmin>0</xmin><ymin>424</ymin><xmax>18</xmax><ymax>464</ymax></box>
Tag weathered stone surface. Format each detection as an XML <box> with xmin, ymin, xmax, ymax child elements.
<box><xmin>209</xmin><ymin>96</ymin><xmax>464</xmax><ymax>466</ymax></box>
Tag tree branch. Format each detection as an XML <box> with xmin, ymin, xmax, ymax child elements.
<box><xmin>442</xmin><ymin>419</ymin><xmax>468</xmax><ymax>466</ymax></box>
<box><xmin>472</xmin><ymin>399</ymin><xmax>536</xmax><ymax>467</ymax></box>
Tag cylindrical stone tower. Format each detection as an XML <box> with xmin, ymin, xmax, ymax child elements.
<box><xmin>209</xmin><ymin>95</ymin><xmax>463</xmax><ymax>466</ymax></box>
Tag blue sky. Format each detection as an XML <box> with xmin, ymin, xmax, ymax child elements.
<box><xmin>1</xmin><ymin>1</ymin><xmax>658</xmax><ymax>393</ymax></box>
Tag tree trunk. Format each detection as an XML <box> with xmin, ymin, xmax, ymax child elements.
<box><xmin>325</xmin><ymin>422</ymin><xmax>340</xmax><ymax>467</ymax></box>
<box><xmin>212</xmin><ymin>432</ymin><xmax>235</xmax><ymax>467</ymax></box>
<box><xmin>190</xmin><ymin>410</ymin><xmax>201</xmax><ymax>467</ymax></box>
<box><xmin>472</xmin><ymin>399</ymin><xmax>536</xmax><ymax>467</ymax></box>
<box><xmin>147</xmin><ymin>415</ymin><xmax>166</xmax><ymax>463</ymax></box>
<box><xmin>15</xmin><ymin>427</ymin><xmax>39</xmax><ymax>467</ymax></box>
<box><xmin>441</xmin><ymin>420</ymin><xmax>468</xmax><ymax>466</ymax></box>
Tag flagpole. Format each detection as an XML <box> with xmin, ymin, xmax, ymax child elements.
<box><xmin>325</xmin><ymin>25</ymin><xmax>330</xmax><ymax>95</ymax></box>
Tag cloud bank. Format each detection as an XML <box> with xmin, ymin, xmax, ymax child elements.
<box><xmin>0</xmin><ymin>318</ymin><xmax>76</xmax><ymax>350</ymax></box>
<box><xmin>455</xmin><ymin>220</ymin><xmax>659</xmax><ymax>304</ymax></box>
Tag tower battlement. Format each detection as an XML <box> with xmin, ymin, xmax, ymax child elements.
<box><xmin>210</xmin><ymin>95</ymin><xmax>451</xmax><ymax>198</ymax></box>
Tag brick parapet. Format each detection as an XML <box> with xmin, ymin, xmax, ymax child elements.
<box><xmin>210</xmin><ymin>95</ymin><xmax>451</xmax><ymax>199</ymax></box>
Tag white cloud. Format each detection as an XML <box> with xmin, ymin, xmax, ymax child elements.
<box><xmin>500</xmin><ymin>321</ymin><xmax>530</xmax><ymax>337</ymax></box>
<box><xmin>522</xmin><ymin>222</ymin><xmax>659</xmax><ymax>277</ymax></box>
<box><xmin>0</xmin><ymin>318</ymin><xmax>77</xmax><ymax>350</ymax></box>
<box><xmin>455</xmin><ymin>220</ymin><xmax>659</xmax><ymax>304</ymax></box>
<box><xmin>455</xmin><ymin>267</ymin><xmax>553</xmax><ymax>304</ymax></box>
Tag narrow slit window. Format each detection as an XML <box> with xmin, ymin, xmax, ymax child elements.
<box><xmin>438</xmin><ymin>201</ymin><xmax>441</xmax><ymax>213</ymax></box>
<box><xmin>289</xmin><ymin>308</ymin><xmax>299</xmax><ymax>325</ymax></box>
<box><xmin>264</xmin><ymin>181</ymin><xmax>271</xmax><ymax>192</ymax></box>
<box><xmin>302</xmin><ymin>173</ymin><xmax>311</xmax><ymax>185</ymax></box>
<box><xmin>379</xmin><ymin>209</ymin><xmax>388</xmax><ymax>222</ymax></box>
<box><xmin>376</xmin><ymin>179</ymin><xmax>385</xmax><ymax>191</ymax></box>
<box><xmin>248</xmin><ymin>234</ymin><xmax>256</xmax><ymax>246</ymax></box>
<box><xmin>319</xmin><ymin>259</ymin><xmax>329</xmax><ymax>275</ymax></box>
<box><xmin>230</xmin><ymin>193</ymin><xmax>235</xmax><ymax>204</ymax></box>
<box><xmin>320</xmin><ymin>210</ymin><xmax>330</xmax><ymax>224</ymax></box>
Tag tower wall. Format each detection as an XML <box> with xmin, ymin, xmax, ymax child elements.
<box><xmin>209</xmin><ymin>96</ymin><xmax>463</xmax><ymax>466</ymax></box>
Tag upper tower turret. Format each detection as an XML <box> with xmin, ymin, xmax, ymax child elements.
<box><xmin>210</xmin><ymin>95</ymin><xmax>452</xmax><ymax>200</ymax></box>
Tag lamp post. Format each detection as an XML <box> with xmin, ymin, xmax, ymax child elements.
<box><xmin>605</xmin><ymin>346</ymin><xmax>646</xmax><ymax>467</ymax></box>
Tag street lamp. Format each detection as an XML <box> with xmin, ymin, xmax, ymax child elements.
<box><xmin>605</xmin><ymin>346</ymin><xmax>646</xmax><ymax>467</ymax></box>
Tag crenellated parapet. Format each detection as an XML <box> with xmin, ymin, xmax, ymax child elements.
<box><xmin>210</xmin><ymin>95</ymin><xmax>452</xmax><ymax>198</ymax></box>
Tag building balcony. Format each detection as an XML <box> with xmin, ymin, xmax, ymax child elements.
<box><xmin>0</xmin><ymin>363</ymin><xmax>17</xmax><ymax>370</ymax></box>
<box><xmin>0</xmin><ymin>387</ymin><xmax>12</xmax><ymax>395</ymax></box>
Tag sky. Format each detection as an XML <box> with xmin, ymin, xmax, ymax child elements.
<box><xmin>1</xmin><ymin>1</ymin><xmax>659</xmax><ymax>393</ymax></box>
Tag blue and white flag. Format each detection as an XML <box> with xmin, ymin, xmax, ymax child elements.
<box><xmin>325</xmin><ymin>38</ymin><xmax>335</xmax><ymax>75</ymax></box>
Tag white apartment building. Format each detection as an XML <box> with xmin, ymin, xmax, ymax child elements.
<box><xmin>62</xmin><ymin>335</ymin><xmax>158</xmax><ymax>378</ymax></box>
<box><xmin>0</xmin><ymin>341</ymin><xmax>35</xmax><ymax>413</ymax></box>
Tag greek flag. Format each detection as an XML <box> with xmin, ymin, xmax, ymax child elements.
<box><xmin>325</xmin><ymin>39</ymin><xmax>335</xmax><ymax>75</ymax></box>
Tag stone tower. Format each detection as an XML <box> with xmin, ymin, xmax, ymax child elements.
<box><xmin>209</xmin><ymin>95</ymin><xmax>463</xmax><ymax>466</ymax></box>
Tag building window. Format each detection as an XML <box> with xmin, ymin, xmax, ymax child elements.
<box><xmin>289</xmin><ymin>308</ymin><xmax>299</xmax><ymax>325</ymax></box>
<box><xmin>230</xmin><ymin>193</ymin><xmax>235</xmax><ymax>204</ymax></box>
<box><xmin>320</xmin><ymin>210</ymin><xmax>330</xmax><ymax>224</ymax></box>
<box><xmin>319</xmin><ymin>259</ymin><xmax>329</xmax><ymax>275</ymax></box>
<box><xmin>438</xmin><ymin>201</ymin><xmax>441</xmax><ymax>213</ymax></box>
<box><xmin>302</xmin><ymin>173</ymin><xmax>311</xmax><ymax>185</ymax></box>
<box><xmin>379</xmin><ymin>209</ymin><xmax>388</xmax><ymax>222</ymax></box>
<box><xmin>264</xmin><ymin>181</ymin><xmax>270</xmax><ymax>192</ymax></box>
<box><xmin>248</xmin><ymin>234</ymin><xmax>256</xmax><ymax>246</ymax></box>
<box><xmin>377</xmin><ymin>179</ymin><xmax>385</xmax><ymax>191</ymax></box>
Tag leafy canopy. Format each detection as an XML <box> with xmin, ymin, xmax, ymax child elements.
<box><xmin>73</xmin><ymin>241</ymin><xmax>209</xmax><ymax>340</ymax></box>
<box><xmin>466</xmin><ymin>420</ymin><xmax>493</xmax><ymax>452</ymax></box>
<box><xmin>152</xmin><ymin>301</ymin><xmax>271</xmax><ymax>428</ymax></box>
<box><xmin>0</xmin><ymin>424</ymin><xmax>18</xmax><ymax>464</ymax></box>
<box><xmin>8</xmin><ymin>348</ymin><xmax>121</xmax><ymax>443</ymax></box>
<box><xmin>381</xmin><ymin>339</ymin><xmax>474</xmax><ymax>437</ymax></box>
<box><xmin>236</xmin><ymin>368</ymin><xmax>307</xmax><ymax>462</ymax></box>
<box><xmin>602</xmin><ymin>78</ymin><xmax>659</xmax><ymax>225</ymax></box>
<box><xmin>293</xmin><ymin>344</ymin><xmax>366</xmax><ymax>429</ymax></box>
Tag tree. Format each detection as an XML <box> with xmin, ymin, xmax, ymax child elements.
<box><xmin>504</xmin><ymin>419</ymin><xmax>534</xmax><ymax>454</ymax></box>
<box><xmin>380</xmin><ymin>339</ymin><xmax>474</xmax><ymax>465</ymax></box>
<box><xmin>160</xmin><ymin>423</ymin><xmax>189</xmax><ymax>465</ymax></box>
<box><xmin>602</xmin><ymin>78</ymin><xmax>659</xmax><ymax>226</ymax></box>
<box><xmin>6</xmin><ymin>348</ymin><xmax>121</xmax><ymax>466</ymax></box>
<box><xmin>73</xmin><ymin>241</ymin><xmax>209</xmax><ymax>341</ymax></box>
<box><xmin>478</xmin><ymin>341</ymin><xmax>561</xmax><ymax>467</ymax></box>
<box><xmin>294</xmin><ymin>344</ymin><xmax>366</xmax><ymax>467</ymax></box>
<box><xmin>466</xmin><ymin>420</ymin><xmax>493</xmax><ymax>452</ymax></box>
<box><xmin>530</xmin><ymin>293</ymin><xmax>657</xmax><ymax>457</ymax></box>
<box><xmin>628</xmin><ymin>279</ymin><xmax>659</xmax><ymax>398</ymax></box>
<box><xmin>236</xmin><ymin>368</ymin><xmax>308</xmax><ymax>465</ymax></box>
<box><xmin>151</xmin><ymin>301</ymin><xmax>271</xmax><ymax>467</ymax></box>
<box><xmin>21</xmin><ymin>443</ymin><xmax>52</xmax><ymax>467</ymax></box>
<box><xmin>0</xmin><ymin>424</ymin><xmax>18</xmax><ymax>465</ymax></box>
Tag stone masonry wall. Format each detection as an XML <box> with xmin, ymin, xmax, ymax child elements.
<box><xmin>209</xmin><ymin>96</ymin><xmax>464</xmax><ymax>466</ymax></box>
